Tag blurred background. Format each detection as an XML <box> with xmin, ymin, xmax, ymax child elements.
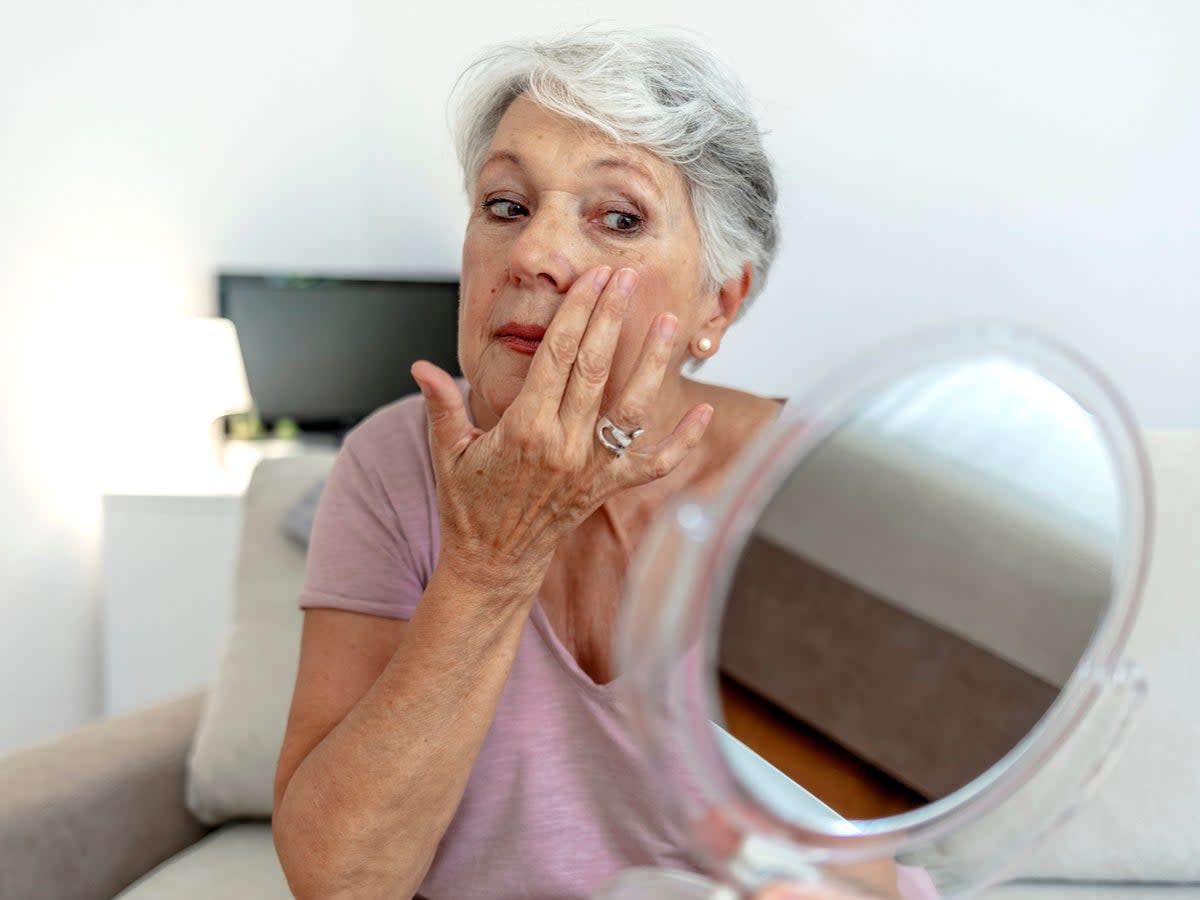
<box><xmin>1</xmin><ymin>1</ymin><xmax>1196</xmax><ymax>755</ymax></box>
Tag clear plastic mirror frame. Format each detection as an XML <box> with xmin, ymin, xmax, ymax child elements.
<box><xmin>612</xmin><ymin>321</ymin><xmax>1153</xmax><ymax>896</ymax></box>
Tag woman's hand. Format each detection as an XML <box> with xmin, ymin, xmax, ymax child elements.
<box><xmin>410</xmin><ymin>264</ymin><xmax>714</xmax><ymax>595</ymax></box>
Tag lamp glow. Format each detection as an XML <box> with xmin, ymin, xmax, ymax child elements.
<box><xmin>108</xmin><ymin>317</ymin><xmax>254</xmax><ymax>493</ymax></box>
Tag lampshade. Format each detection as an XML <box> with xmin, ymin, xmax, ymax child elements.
<box><xmin>107</xmin><ymin>316</ymin><xmax>254</xmax><ymax>493</ymax></box>
<box><xmin>147</xmin><ymin>317</ymin><xmax>253</xmax><ymax>420</ymax></box>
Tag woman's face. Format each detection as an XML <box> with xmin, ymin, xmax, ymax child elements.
<box><xmin>459</xmin><ymin>94</ymin><xmax>730</xmax><ymax>427</ymax></box>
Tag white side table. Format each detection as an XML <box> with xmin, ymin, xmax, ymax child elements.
<box><xmin>101</xmin><ymin>489</ymin><xmax>245</xmax><ymax>715</ymax></box>
<box><xmin>101</xmin><ymin>437</ymin><xmax>337</xmax><ymax>715</ymax></box>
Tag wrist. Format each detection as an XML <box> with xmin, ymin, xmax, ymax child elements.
<box><xmin>434</xmin><ymin>541</ymin><xmax>550</xmax><ymax>608</ymax></box>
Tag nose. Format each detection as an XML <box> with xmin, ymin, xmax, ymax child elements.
<box><xmin>507</xmin><ymin>201</ymin><xmax>585</xmax><ymax>295</ymax></box>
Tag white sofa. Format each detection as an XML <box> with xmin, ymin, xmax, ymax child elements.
<box><xmin>0</xmin><ymin>431</ymin><xmax>1196</xmax><ymax>899</ymax></box>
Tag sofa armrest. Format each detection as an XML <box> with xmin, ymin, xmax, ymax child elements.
<box><xmin>0</xmin><ymin>690</ymin><xmax>215</xmax><ymax>900</ymax></box>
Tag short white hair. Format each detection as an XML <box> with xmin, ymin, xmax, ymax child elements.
<box><xmin>451</xmin><ymin>25</ymin><xmax>779</xmax><ymax>318</ymax></box>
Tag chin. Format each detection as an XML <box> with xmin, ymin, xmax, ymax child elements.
<box><xmin>470</xmin><ymin>372</ymin><xmax>526</xmax><ymax>427</ymax></box>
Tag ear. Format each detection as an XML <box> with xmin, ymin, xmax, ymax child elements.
<box><xmin>699</xmin><ymin>262</ymin><xmax>753</xmax><ymax>343</ymax></box>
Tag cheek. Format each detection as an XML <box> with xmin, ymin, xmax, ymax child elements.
<box><xmin>463</xmin><ymin>215</ymin><xmax>518</xmax><ymax>259</ymax></box>
<box><xmin>607</xmin><ymin>265</ymin><xmax>701</xmax><ymax>384</ymax></box>
<box><xmin>458</xmin><ymin>243</ymin><xmax>511</xmax><ymax>377</ymax></box>
<box><xmin>457</xmin><ymin>286</ymin><xmax>499</xmax><ymax>379</ymax></box>
<box><xmin>607</xmin><ymin>300</ymin><xmax>662</xmax><ymax>383</ymax></box>
<box><xmin>461</xmin><ymin>231</ymin><xmax>508</xmax><ymax>321</ymax></box>
<box><xmin>628</xmin><ymin>266</ymin><xmax>696</xmax><ymax>325</ymax></box>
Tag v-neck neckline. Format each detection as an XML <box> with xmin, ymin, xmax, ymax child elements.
<box><xmin>529</xmin><ymin>597</ymin><xmax>627</xmax><ymax>699</ymax></box>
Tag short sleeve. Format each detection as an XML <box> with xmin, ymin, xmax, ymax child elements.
<box><xmin>297</xmin><ymin>431</ymin><xmax>427</xmax><ymax>619</ymax></box>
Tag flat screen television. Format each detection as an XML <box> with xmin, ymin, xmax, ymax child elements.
<box><xmin>218</xmin><ymin>273</ymin><xmax>461</xmax><ymax>441</ymax></box>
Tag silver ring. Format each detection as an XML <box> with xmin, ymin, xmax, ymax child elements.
<box><xmin>596</xmin><ymin>415</ymin><xmax>645</xmax><ymax>457</ymax></box>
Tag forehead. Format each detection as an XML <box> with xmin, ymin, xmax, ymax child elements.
<box><xmin>483</xmin><ymin>94</ymin><xmax>686</xmax><ymax>201</ymax></box>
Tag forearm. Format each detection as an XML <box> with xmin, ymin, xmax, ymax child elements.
<box><xmin>274</xmin><ymin>561</ymin><xmax>537</xmax><ymax>898</ymax></box>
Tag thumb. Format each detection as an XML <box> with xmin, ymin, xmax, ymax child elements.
<box><xmin>411</xmin><ymin>361</ymin><xmax>475</xmax><ymax>459</ymax></box>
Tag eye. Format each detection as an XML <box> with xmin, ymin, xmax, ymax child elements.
<box><xmin>601</xmin><ymin>210</ymin><xmax>643</xmax><ymax>233</ymax></box>
<box><xmin>482</xmin><ymin>198</ymin><xmax>528</xmax><ymax>220</ymax></box>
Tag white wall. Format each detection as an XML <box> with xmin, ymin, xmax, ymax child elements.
<box><xmin>358</xmin><ymin>1</ymin><xmax>1200</xmax><ymax>425</ymax></box>
<box><xmin>2</xmin><ymin>1</ymin><xmax>1197</xmax><ymax>753</ymax></box>
<box><xmin>0</xmin><ymin>1</ymin><xmax>372</xmax><ymax>754</ymax></box>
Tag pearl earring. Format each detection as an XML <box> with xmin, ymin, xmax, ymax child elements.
<box><xmin>697</xmin><ymin>337</ymin><xmax>712</xmax><ymax>353</ymax></box>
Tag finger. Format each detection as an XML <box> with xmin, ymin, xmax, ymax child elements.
<box><xmin>411</xmin><ymin>360</ymin><xmax>477</xmax><ymax>461</ymax></box>
<box><xmin>558</xmin><ymin>266</ymin><xmax>637</xmax><ymax>429</ymax></box>
<box><xmin>518</xmin><ymin>265</ymin><xmax>612</xmax><ymax>416</ymax></box>
<box><xmin>624</xmin><ymin>402</ymin><xmax>714</xmax><ymax>484</ymax></box>
<box><xmin>602</xmin><ymin>309</ymin><xmax>678</xmax><ymax>436</ymax></box>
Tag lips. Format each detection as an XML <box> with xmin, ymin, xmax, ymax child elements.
<box><xmin>496</xmin><ymin>322</ymin><xmax>546</xmax><ymax>356</ymax></box>
<box><xmin>497</xmin><ymin>323</ymin><xmax>547</xmax><ymax>341</ymax></box>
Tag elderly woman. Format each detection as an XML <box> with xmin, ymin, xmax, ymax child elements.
<box><xmin>271</xmin><ymin>27</ymin><xmax>891</xmax><ymax>900</ymax></box>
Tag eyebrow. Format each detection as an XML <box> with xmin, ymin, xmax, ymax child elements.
<box><xmin>588</xmin><ymin>156</ymin><xmax>655</xmax><ymax>184</ymax></box>
<box><xmin>481</xmin><ymin>149</ymin><xmax>522</xmax><ymax>170</ymax></box>
<box><xmin>480</xmin><ymin>150</ymin><xmax>664</xmax><ymax>201</ymax></box>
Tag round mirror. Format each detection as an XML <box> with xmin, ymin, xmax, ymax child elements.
<box><xmin>718</xmin><ymin>356</ymin><xmax>1118</xmax><ymax>822</ymax></box>
<box><xmin>603</xmin><ymin>323</ymin><xmax>1152</xmax><ymax>899</ymax></box>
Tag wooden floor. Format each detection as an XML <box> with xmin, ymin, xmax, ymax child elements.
<box><xmin>718</xmin><ymin>674</ymin><xmax>926</xmax><ymax>821</ymax></box>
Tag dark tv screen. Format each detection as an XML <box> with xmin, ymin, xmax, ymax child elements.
<box><xmin>218</xmin><ymin>273</ymin><xmax>461</xmax><ymax>438</ymax></box>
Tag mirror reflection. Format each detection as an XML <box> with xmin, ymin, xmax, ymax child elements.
<box><xmin>715</xmin><ymin>359</ymin><xmax>1120</xmax><ymax>823</ymax></box>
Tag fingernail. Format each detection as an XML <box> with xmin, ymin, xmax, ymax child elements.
<box><xmin>659</xmin><ymin>314</ymin><xmax>678</xmax><ymax>340</ymax></box>
<box><xmin>593</xmin><ymin>266</ymin><xmax>613</xmax><ymax>290</ymax></box>
<box><xmin>700</xmin><ymin>405</ymin><xmax>714</xmax><ymax>425</ymax></box>
<box><xmin>616</xmin><ymin>268</ymin><xmax>638</xmax><ymax>294</ymax></box>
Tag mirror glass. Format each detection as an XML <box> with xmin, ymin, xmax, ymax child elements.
<box><xmin>714</xmin><ymin>358</ymin><xmax>1121</xmax><ymax>827</ymax></box>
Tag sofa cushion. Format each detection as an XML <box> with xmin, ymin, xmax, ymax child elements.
<box><xmin>901</xmin><ymin>431</ymin><xmax>1200</xmax><ymax>888</ymax></box>
<box><xmin>114</xmin><ymin>822</ymin><xmax>290</xmax><ymax>898</ymax></box>
<box><xmin>1006</xmin><ymin>430</ymin><xmax>1200</xmax><ymax>882</ymax></box>
<box><xmin>282</xmin><ymin>478</ymin><xmax>325</xmax><ymax>549</ymax></box>
<box><xmin>185</xmin><ymin>454</ymin><xmax>335</xmax><ymax>824</ymax></box>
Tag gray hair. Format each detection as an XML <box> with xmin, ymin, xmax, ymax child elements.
<box><xmin>450</xmin><ymin>26</ymin><xmax>779</xmax><ymax>319</ymax></box>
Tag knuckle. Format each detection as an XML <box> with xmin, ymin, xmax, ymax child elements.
<box><xmin>614</xmin><ymin>402</ymin><xmax>646</xmax><ymax>430</ymax></box>
<box><xmin>601</xmin><ymin>294</ymin><xmax>626</xmax><ymax>324</ymax></box>
<box><xmin>567</xmin><ymin>441</ymin><xmax>593</xmax><ymax>469</ymax></box>
<box><xmin>549</xmin><ymin>447</ymin><xmax>585</xmax><ymax>474</ymax></box>
<box><xmin>509</xmin><ymin>422</ymin><xmax>539</xmax><ymax>453</ymax></box>
<box><xmin>573</xmin><ymin>349</ymin><xmax>610</xmax><ymax>385</ymax></box>
<box><xmin>505</xmin><ymin>406</ymin><xmax>530</xmax><ymax>432</ymax></box>
<box><xmin>547</xmin><ymin>332</ymin><xmax>579</xmax><ymax>368</ymax></box>
<box><xmin>647</xmin><ymin>452</ymin><xmax>675</xmax><ymax>480</ymax></box>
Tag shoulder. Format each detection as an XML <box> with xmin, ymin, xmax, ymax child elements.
<box><xmin>342</xmin><ymin>376</ymin><xmax>471</xmax><ymax>476</ymax></box>
<box><xmin>298</xmin><ymin>381</ymin><xmax>472</xmax><ymax>615</ymax></box>
<box><xmin>327</xmin><ymin>377</ymin><xmax>471</xmax><ymax>548</ymax></box>
<box><xmin>684</xmin><ymin>382</ymin><xmax>792</xmax><ymax>487</ymax></box>
<box><xmin>691</xmin><ymin>382</ymin><xmax>787</xmax><ymax>440</ymax></box>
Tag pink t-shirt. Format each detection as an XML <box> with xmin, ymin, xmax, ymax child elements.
<box><xmin>297</xmin><ymin>379</ymin><xmax>938</xmax><ymax>900</ymax></box>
